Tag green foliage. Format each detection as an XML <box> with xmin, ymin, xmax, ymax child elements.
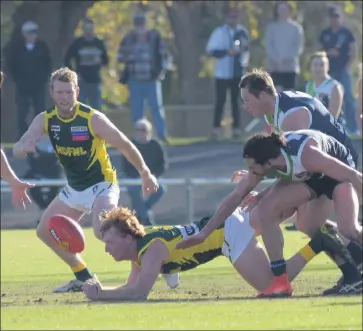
<box><xmin>79</xmin><ymin>0</ymin><xmax>362</xmax><ymax>105</ymax></box>
<box><xmin>77</xmin><ymin>0</ymin><xmax>172</xmax><ymax>108</ymax></box>
<box><xmin>0</xmin><ymin>1</ymin><xmax>23</xmax><ymax>51</ymax></box>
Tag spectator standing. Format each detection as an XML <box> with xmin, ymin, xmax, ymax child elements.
<box><xmin>122</xmin><ymin>118</ymin><xmax>166</xmax><ymax>225</ymax></box>
<box><xmin>118</xmin><ymin>13</ymin><xmax>169</xmax><ymax>143</ymax></box>
<box><xmin>319</xmin><ymin>6</ymin><xmax>358</xmax><ymax>134</ymax></box>
<box><xmin>206</xmin><ymin>8</ymin><xmax>249</xmax><ymax>139</ymax></box>
<box><xmin>6</xmin><ymin>21</ymin><xmax>51</xmax><ymax>138</ymax></box>
<box><xmin>265</xmin><ymin>1</ymin><xmax>304</xmax><ymax>92</ymax></box>
<box><xmin>23</xmin><ymin>135</ymin><xmax>62</xmax><ymax>223</ymax></box>
<box><xmin>64</xmin><ymin>18</ymin><xmax>109</xmax><ymax>110</ymax></box>
<box><xmin>305</xmin><ymin>51</ymin><xmax>344</xmax><ymax>120</ymax></box>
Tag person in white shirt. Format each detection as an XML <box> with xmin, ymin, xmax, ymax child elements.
<box><xmin>206</xmin><ymin>8</ymin><xmax>249</xmax><ymax>139</ymax></box>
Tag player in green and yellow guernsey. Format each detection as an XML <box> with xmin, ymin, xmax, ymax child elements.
<box><xmin>13</xmin><ymin>67</ymin><xmax>160</xmax><ymax>293</ymax></box>
<box><xmin>44</xmin><ymin>101</ymin><xmax>117</xmax><ymax>191</ymax></box>
<box><xmin>81</xmin><ymin>206</ymin><xmax>350</xmax><ymax>301</ymax></box>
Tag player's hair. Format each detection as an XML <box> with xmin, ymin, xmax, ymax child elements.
<box><xmin>49</xmin><ymin>67</ymin><xmax>78</xmax><ymax>89</ymax></box>
<box><xmin>0</xmin><ymin>71</ymin><xmax>3</xmax><ymax>87</ymax></box>
<box><xmin>243</xmin><ymin>131</ymin><xmax>286</xmax><ymax>164</ymax></box>
<box><xmin>99</xmin><ymin>207</ymin><xmax>146</xmax><ymax>238</ymax></box>
<box><xmin>239</xmin><ymin>68</ymin><xmax>277</xmax><ymax>97</ymax></box>
<box><xmin>310</xmin><ymin>51</ymin><xmax>329</xmax><ymax>64</ymax></box>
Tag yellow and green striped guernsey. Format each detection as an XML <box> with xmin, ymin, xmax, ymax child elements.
<box><xmin>135</xmin><ymin>217</ymin><xmax>225</xmax><ymax>274</ymax></box>
<box><xmin>45</xmin><ymin>102</ymin><xmax>117</xmax><ymax>191</ymax></box>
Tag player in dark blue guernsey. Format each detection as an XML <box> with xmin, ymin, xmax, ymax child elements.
<box><xmin>238</xmin><ymin>69</ymin><xmax>362</xmax><ymax>294</ymax></box>
<box><xmin>241</xmin><ymin>130</ymin><xmax>362</xmax><ymax>296</ymax></box>
<box><xmin>177</xmin><ymin>129</ymin><xmax>363</xmax><ymax>297</ymax></box>
<box><xmin>177</xmin><ymin>69</ymin><xmax>363</xmax><ymax>296</ymax></box>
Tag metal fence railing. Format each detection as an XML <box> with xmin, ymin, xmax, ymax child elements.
<box><xmin>1</xmin><ymin>178</ymin><xmax>275</xmax><ymax>223</ymax></box>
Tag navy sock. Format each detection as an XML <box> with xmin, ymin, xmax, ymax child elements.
<box><xmin>271</xmin><ymin>259</ymin><xmax>287</xmax><ymax>277</ymax></box>
<box><xmin>339</xmin><ymin>262</ymin><xmax>361</xmax><ymax>283</ymax></box>
<box><xmin>74</xmin><ymin>268</ymin><xmax>93</xmax><ymax>282</ymax></box>
<box><xmin>346</xmin><ymin>242</ymin><xmax>362</xmax><ymax>266</ymax></box>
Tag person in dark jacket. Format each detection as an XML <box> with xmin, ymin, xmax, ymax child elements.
<box><xmin>23</xmin><ymin>136</ymin><xmax>62</xmax><ymax>222</ymax></box>
<box><xmin>117</xmin><ymin>13</ymin><xmax>169</xmax><ymax>142</ymax></box>
<box><xmin>64</xmin><ymin>18</ymin><xmax>109</xmax><ymax>110</ymax></box>
<box><xmin>122</xmin><ymin>118</ymin><xmax>166</xmax><ymax>225</ymax></box>
<box><xmin>6</xmin><ymin>21</ymin><xmax>51</xmax><ymax>138</ymax></box>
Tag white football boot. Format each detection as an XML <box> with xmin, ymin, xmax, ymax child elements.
<box><xmin>53</xmin><ymin>279</ymin><xmax>84</xmax><ymax>293</ymax></box>
<box><xmin>162</xmin><ymin>273</ymin><xmax>180</xmax><ymax>289</ymax></box>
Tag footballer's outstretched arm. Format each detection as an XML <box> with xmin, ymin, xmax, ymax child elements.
<box><xmin>97</xmin><ymin>241</ymin><xmax>169</xmax><ymax>301</ymax></box>
<box><xmin>1</xmin><ymin>149</ymin><xmax>21</xmax><ymax>185</ymax></box>
<box><xmin>13</xmin><ymin>112</ymin><xmax>45</xmax><ymax>158</ymax></box>
<box><xmin>91</xmin><ymin>111</ymin><xmax>151</xmax><ymax>176</ymax></box>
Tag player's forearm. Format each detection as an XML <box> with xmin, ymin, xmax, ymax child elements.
<box><xmin>328</xmin><ymin>103</ymin><xmax>341</xmax><ymax>119</ymax></box>
<box><xmin>350</xmin><ymin>171</ymin><xmax>362</xmax><ymax>198</ymax></box>
<box><xmin>97</xmin><ymin>284</ymin><xmax>148</xmax><ymax>301</ymax></box>
<box><xmin>120</xmin><ymin>141</ymin><xmax>151</xmax><ymax>176</ymax></box>
<box><xmin>13</xmin><ymin>142</ymin><xmax>27</xmax><ymax>158</ymax></box>
<box><xmin>201</xmin><ymin>186</ymin><xmax>254</xmax><ymax>237</ymax></box>
<box><xmin>1</xmin><ymin>149</ymin><xmax>21</xmax><ymax>185</ymax></box>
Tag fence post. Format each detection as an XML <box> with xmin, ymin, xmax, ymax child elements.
<box><xmin>185</xmin><ymin>178</ymin><xmax>194</xmax><ymax>223</ymax></box>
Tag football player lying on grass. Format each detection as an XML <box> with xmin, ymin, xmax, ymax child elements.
<box><xmin>82</xmin><ymin>206</ymin><xmax>348</xmax><ymax>301</ymax></box>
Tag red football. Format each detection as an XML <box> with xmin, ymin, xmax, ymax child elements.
<box><xmin>47</xmin><ymin>215</ymin><xmax>85</xmax><ymax>254</ymax></box>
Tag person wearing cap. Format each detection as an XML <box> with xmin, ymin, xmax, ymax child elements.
<box><xmin>64</xmin><ymin>18</ymin><xmax>109</xmax><ymax>110</ymax></box>
<box><xmin>319</xmin><ymin>6</ymin><xmax>358</xmax><ymax>135</ymax></box>
<box><xmin>117</xmin><ymin>13</ymin><xmax>170</xmax><ymax>143</ymax></box>
<box><xmin>206</xmin><ymin>7</ymin><xmax>249</xmax><ymax>140</ymax></box>
<box><xmin>5</xmin><ymin>20</ymin><xmax>51</xmax><ymax>138</ymax></box>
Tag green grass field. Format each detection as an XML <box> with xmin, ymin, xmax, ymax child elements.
<box><xmin>1</xmin><ymin>227</ymin><xmax>362</xmax><ymax>330</ymax></box>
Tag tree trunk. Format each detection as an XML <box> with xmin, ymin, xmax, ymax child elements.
<box><xmin>165</xmin><ymin>1</ymin><xmax>206</xmax><ymax>104</ymax></box>
<box><xmin>1</xmin><ymin>1</ymin><xmax>95</xmax><ymax>142</ymax></box>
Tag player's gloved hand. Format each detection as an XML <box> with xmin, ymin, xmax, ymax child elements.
<box><xmin>10</xmin><ymin>180</ymin><xmax>35</xmax><ymax>209</ymax></box>
<box><xmin>82</xmin><ymin>274</ymin><xmax>102</xmax><ymax>301</ymax></box>
<box><xmin>141</xmin><ymin>171</ymin><xmax>159</xmax><ymax>197</ymax></box>
<box><xmin>176</xmin><ymin>231</ymin><xmax>207</xmax><ymax>250</ymax></box>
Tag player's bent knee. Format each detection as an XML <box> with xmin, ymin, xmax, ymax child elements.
<box><xmin>334</xmin><ymin>182</ymin><xmax>359</xmax><ymax>202</ymax></box>
<box><xmin>35</xmin><ymin>216</ymin><xmax>49</xmax><ymax>240</ymax></box>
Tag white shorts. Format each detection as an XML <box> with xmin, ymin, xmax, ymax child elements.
<box><xmin>221</xmin><ymin>208</ymin><xmax>255</xmax><ymax>264</ymax></box>
<box><xmin>59</xmin><ymin>182</ymin><xmax>120</xmax><ymax>214</ymax></box>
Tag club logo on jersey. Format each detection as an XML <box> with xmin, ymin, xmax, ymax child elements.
<box><xmin>71</xmin><ymin>126</ymin><xmax>88</xmax><ymax>132</ymax></box>
<box><xmin>51</xmin><ymin>125</ymin><xmax>61</xmax><ymax>140</ymax></box>
<box><xmin>55</xmin><ymin>145</ymin><xmax>87</xmax><ymax>157</ymax></box>
<box><xmin>71</xmin><ymin>126</ymin><xmax>89</xmax><ymax>141</ymax></box>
